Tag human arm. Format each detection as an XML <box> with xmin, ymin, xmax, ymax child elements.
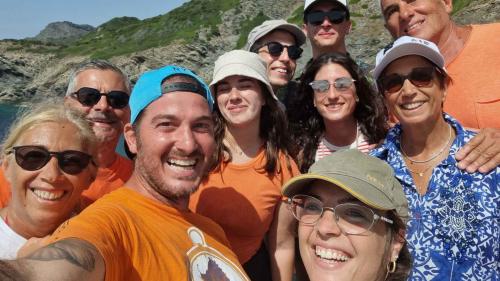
<box><xmin>0</xmin><ymin>238</ymin><xmax>105</xmax><ymax>281</ymax></box>
<box><xmin>456</xmin><ymin>127</ymin><xmax>500</xmax><ymax>173</ymax></box>
<box><xmin>269</xmin><ymin>200</ymin><xmax>296</xmax><ymax>281</ymax></box>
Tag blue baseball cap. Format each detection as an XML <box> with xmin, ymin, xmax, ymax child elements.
<box><xmin>129</xmin><ymin>65</ymin><xmax>214</xmax><ymax>124</ymax></box>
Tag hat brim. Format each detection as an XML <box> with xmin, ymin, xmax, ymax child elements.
<box><xmin>267</xmin><ymin>23</ymin><xmax>306</xmax><ymax>47</ymax></box>
<box><xmin>209</xmin><ymin>63</ymin><xmax>277</xmax><ymax>100</ymax></box>
<box><xmin>282</xmin><ymin>173</ymin><xmax>396</xmax><ymax>211</ymax></box>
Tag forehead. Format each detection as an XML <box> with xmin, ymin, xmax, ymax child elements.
<box><xmin>219</xmin><ymin>75</ymin><xmax>258</xmax><ymax>85</ymax></box>
<box><xmin>306</xmin><ymin>180</ymin><xmax>360</xmax><ymax>204</ymax></box>
<box><xmin>315</xmin><ymin>62</ymin><xmax>351</xmax><ymax>79</ymax></box>
<box><xmin>17</xmin><ymin>121</ymin><xmax>83</xmax><ymax>148</ymax></box>
<box><xmin>384</xmin><ymin>55</ymin><xmax>433</xmax><ymax>74</ymax></box>
<box><xmin>140</xmin><ymin>91</ymin><xmax>211</xmax><ymax>122</ymax></box>
<box><xmin>259</xmin><ymin>30</ymin><xmax>297</xmax><ymax>45</ymax></box>
<box><xmin>75</xmin><ymin>69</ymin><xmax>127</xmax><ymax>90</ymax></box>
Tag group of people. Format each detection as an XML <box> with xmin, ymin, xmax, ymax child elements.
<box><xmin>0</xmin><ymin>0</ymin><xmax>498</xmax><ymax>280</ymax></box>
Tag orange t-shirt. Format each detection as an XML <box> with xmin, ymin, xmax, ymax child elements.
<box><xmin>79</xmin><ymin>154</ymin><xmax>133</xmax><ymax>209</ymax></box>
<box><xmin>0</xmin><ymin>153</ymin><xmax>133</xmax><ymax>210</ymax></box>
<box><xmin>189</xmin><ymin>150</ymin><xmax>300</xmax><ymax>264</ymax></box>
<box><xmin>0</xmin><ymin>170</ymin><xmax>10</xmax><ymax>209</ymax></box>
<box><xmin>444</xmin><ymin>23</ymin><xmax>500</xmax><ymax>129</ymax></box>
<box><xmin>49</xmin><ymin>187</ymin><xmax>249</xmax><ymax>281</ymax></box>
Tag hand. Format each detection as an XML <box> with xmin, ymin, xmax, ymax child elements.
<box><xmin>456</xmin><ymin>127</ymin><xmax>500</xmax><ymax>173</ymax></box>
<box><xmin>17</xmin><ymin>236</ymin><xmax>49</xmax><ymax>258</ymax></box>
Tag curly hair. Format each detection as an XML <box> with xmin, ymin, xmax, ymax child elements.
<box><xmin>385</xmin><ymin>211</ymin><xmax>412</xmax><ymax>281</ymax></box>
<box><xmin>288</xmin><ymin>52</ymin><xmax>387</xmax><ymax>172</ymax></box>
<box><xmin>212</xmin><ymin>82</ymin><xmax>293</xmax><ymax>174</ymax></box>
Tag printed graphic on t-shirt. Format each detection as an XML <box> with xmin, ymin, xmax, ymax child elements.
<box><xmin>186</xmin><ymin>227</ymin><xmax>249</xmax><ymax>281</ymax></box>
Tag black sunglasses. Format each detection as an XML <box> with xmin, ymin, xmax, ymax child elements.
<box><xmin>378</xmin><ymin>67</ymin><xmax>437</xmax><ymax>94</ymax></box>
<box><xmin>8</xmin><ymin>146</ymin><xmax>94</xmax><ymax>175</ymax></box>
<box><xmin>306</xmin><ymin>10</ymin><xmax>347</xmax><ymax>26</ymax></box>
<box><xmin>259</xmin><ymin>42</ymin><xmax>303</xmax><ymax>60</ymax></box>
<box><xmin>71</xmin><ymin>87</ymin><xmax>129</xmax><ymax>109</ymax></box>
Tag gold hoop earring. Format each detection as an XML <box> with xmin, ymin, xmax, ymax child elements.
<box><xmin>387</xmin><ymin>260</ymin><xmax>397</xmax><ymax>273</ymax></box>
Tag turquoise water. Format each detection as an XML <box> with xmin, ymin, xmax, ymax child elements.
<box><xmin>0</xmin><ymin>103</ymin><xmax>21</xmax><ymax>142</ymax></box>
<box><xmin>0</xmin><ymin>102</ymin><xmax>127</xmax><ymax>156</ymax></box>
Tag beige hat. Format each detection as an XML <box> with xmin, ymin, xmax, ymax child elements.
<box><xmin>244</xmin><ymin>19</ymin><xmax>306</xmax><ymax>51</ymax></box>
<box><xmin>210</xmin><ymin>50</ymin><xmax>277</xmax><ymax>100</ymax></box>
<box><xmin>282</xmin><ymin>149</ymin><xmax>409</xmax><ymax>222</ymax></box>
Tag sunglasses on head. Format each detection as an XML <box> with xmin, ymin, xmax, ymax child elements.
<box><xmin>7</xmin><ymin>146</ymin><xmax>94</xmax><ymax>175</ymax></box>
<box><xmin>306</xmin><ymin>10</ymin><xmax>347</xmax><ymax>26</ymax></box>
<box><xmin>309</xmin><ymin>77</ymin><xmax>356</xmax><ymax>93</ymax></box>
<box><xmin>378</xmin><ymin>67</ymin><xmax>437</xmax><ymax>94</ymax></box>
<box><xmin>259</xmin><ymin>42</ymin><xmax>303</xmax><ymax>60</ymax></box>
<box><xmin>71</xmin><ymin>87</ymin><xmax>129</xmax><ymax>109</ymax></box>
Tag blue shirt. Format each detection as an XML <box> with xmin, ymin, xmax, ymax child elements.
<box><xmin>371</xmin><ymin>114</ymin><xmax>499</xmax><ymax>280</ymax></box>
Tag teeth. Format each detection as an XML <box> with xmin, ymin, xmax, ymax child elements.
<box><xmin>167</xmin><ymin>159</ymin><xmax>197</xmax><ymax>168</ymax></box>
<box><xmin>406</xmin><ymin>21</ymin><xmax>422</xmax><ymax>32</ymax></box>
<box><xmin>315</xmin><ymin>246</ymin><xmax>349</xmax><ymax>262</ymax></box>
<box><xmin>401</xmin><ymin>101</ymin><xmax>424</xmax><ymax>110</ymax></box>
<box><xmin>32</xmin><ymin>189</ymin><xmax>65</xmax><ymax>201</ymax></box>
<box><xmin>276</xmin><ymin>69</ymin><xmax>287</xmax><ymax>73</ymax></box>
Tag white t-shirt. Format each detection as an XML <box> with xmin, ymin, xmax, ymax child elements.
<box><xmin>0</xmin><ymin>217</ymin><xmax>27</xmax><ymax>259</ymax></box>
<box><xmin>315</xmin><ymin>129</ymin><xmax>375</xmax><ymax>161</ymax></box>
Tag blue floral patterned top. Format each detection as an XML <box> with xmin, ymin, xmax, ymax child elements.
<box><xmin>371</xmin><ymin>114</ymin><xmax>499</xmax><ymax>280</ymax></box>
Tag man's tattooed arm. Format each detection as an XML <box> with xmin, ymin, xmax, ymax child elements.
<box><xmin>0</xmin><ymin>238</ymin><xmax>105</xmax><ymax>281</ymax></box>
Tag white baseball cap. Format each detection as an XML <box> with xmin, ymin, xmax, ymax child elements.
<box><xmin>373</xmin><ymin>36</ymin><xmax>446</xmax><ymax>81</ymax></box>
<box><xmin>304</xmin><ymin>0</ymin><xmax>348</xmax><ymax>12</ymax></box>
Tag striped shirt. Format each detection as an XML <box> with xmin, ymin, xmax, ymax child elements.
<box><xmin>315</xmin><ymin>131</ymin><xmax>375</xmax><ymax>161</ymax></box>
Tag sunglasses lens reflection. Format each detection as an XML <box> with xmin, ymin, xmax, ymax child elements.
<box><xmin>307</xmin><ymin>10</ymin><xmax>345</xmax><ymax>25</ymax></box>
<box><xmin>381</xmin><ymin>67</ymin><xmax>435</xmax><ymax>93</ymax></box>
<box><xmin>74</xmin><ymin>87</ymin><xmax>129</xmax><ymax>109</ymax></box>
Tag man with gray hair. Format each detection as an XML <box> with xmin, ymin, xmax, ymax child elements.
<box><xmin>64</xmin><ymin>60</ymin><xmax>133</xmax><ymax>208</ymax></box>
<box><xmin>0</xmin><ymin>60</ymin><xmax>133</xmax><ymax>210</ymax></box>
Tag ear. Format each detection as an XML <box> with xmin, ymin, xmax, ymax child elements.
<box><xmin>389</xmin><ymin>229</ymin><xmax>406</xmax><ymax>261</ymax></box>
<box><xmin>442</xmin><ymin>0</ymin><xmax>453</xmax><ymax>14</ymax></box>
<box><xmin>123</xmin><ymin>123</ymin><xmax>138</xmax><ymax>154</ymax></box>
<box><xmin>346</xmin><ymin>20</ymin><xmax>353</xmax><ymax>34</ymax></box>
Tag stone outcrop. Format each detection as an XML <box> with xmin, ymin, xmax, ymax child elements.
<box><xmin>33</xmin><ymin>21</ymin><xmax>95</xmax><ymax>43</ymax></box>
<box><xmin>0</xmin><ymin>0</ymin><xmax>497</xmax><ymax>103</ymax></box>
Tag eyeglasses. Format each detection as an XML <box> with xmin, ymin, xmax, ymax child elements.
<box><xmin>71</xmin><ymin>87</ymin><xmax>129</xmax><ymax>109</ymax></box>
<box><xmin>259</xmin><ymin>42</ymin><xmax>303</xmax><ymax>60</ymax></box>
<box><xmin>287</xmin><ymin>194</ymin><xmax>393</xmax><ymax>235</ymax></box>
<box><xmin>378</xmin><ymin>67</ymin><xmax>436</xmax><ymax>94</ymax></box>
<box><xmin>309</xmin><ymin>77</ymin><xmax>356</xmax><ymax>93</ymax></box>
<box><xmin>7</xmin><ymin>146</ymin><xmax>94</xmax><ymax>175</ymax></box>
<box><xmin>306</xmin><ymin>10</ymin><xmax>347</xmax><ymax>26</ymax></box>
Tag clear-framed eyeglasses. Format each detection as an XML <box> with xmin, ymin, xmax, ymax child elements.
<box><xmin>309</xmin><ymin>77</ymin><xmax>356</xmax><ymax>93</ymax></box>
<box><xmin>287</xmin><ymin>194</ymin><xmax>393</xmax><ymax>235</ymax></box>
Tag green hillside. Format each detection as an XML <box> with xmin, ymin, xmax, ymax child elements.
<box><xmin>4</xmin><ymin>0</ymin><xmax>474</xmax><ymax>59</ymax></box>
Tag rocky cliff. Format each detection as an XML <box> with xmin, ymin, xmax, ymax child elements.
<box><xmin>0</xmin><ymin>0</ymin><xmax>498</xmax><ymax>103</ymax></box>
<box><xmin>33</xmin><ymin>21</ymin><xmax>95</xmax><ymax>43</ymax></box>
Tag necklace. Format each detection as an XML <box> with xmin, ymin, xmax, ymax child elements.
<box><xmin>405</xmin><ymin>165</ymin><xmax>434</xmax><ymax>177</ymax></box>
<box><xmin>400</xmin><ymin>124</ymin><xmax>452</xmax><ymax>164</ymax></box>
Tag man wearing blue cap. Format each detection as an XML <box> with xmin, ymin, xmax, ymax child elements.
<box><xmin>0</xmin><ymin>66</ymin><xmax>249</xmax><ymax>280</ymax></box>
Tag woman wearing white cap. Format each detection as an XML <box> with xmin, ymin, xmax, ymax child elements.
<box><xmin>189</xmin><ymin>50</ymin><xmax>299</xmax><ymax>280</ymax></box>
<box><xmin>371</xmin><ymin>36</ymin><xmax>499</xmax><ymax>280</ymax></box>
<box><xmin>283</xmin><ymin>149</ymin><xmax>411</xmax><ymax>281</ymax></box>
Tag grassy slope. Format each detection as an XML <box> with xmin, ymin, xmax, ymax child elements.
<box><xmin>4</xmin><ymin>0</ymin><xmax>473</xmax><ymax>58</ymax></box>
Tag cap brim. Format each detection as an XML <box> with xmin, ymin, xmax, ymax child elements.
<box><xmin>282</xmin><ymin>173</ymin><xmax>395</xmax><ymax>211</ymax></box>
<box><xmin>272</xmin><ymin>24</ymin><xmax>306</xmax><ymax>46</ymax></box>
<box><xmin>374</xmin><ymin>42</ymin><xmax>446</xmax><ymax>80</ymax></box>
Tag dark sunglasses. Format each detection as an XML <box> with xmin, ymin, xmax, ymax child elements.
<box><xmin>259</xmin><ymin>42</ymin><xmax>303</xmax><ymax>60</ymax></box>
<box><xmin>71</xmin><ymin>87</ymin><xmax>129</xmax><ymax>109</ymax></box>
<box><xmin>7</xmin><ymin>146</ymin><xmax>94</xmax><ymax>175</ymax></box>
<box><xmin>306</xmin><ymin>10</ymin><xmax>347</xmax><ymax>26</ymax></box>
<box><xmin>378</xmin><ymin>67</ymin><xmax>437</xmax><ymax>94</ymax></box>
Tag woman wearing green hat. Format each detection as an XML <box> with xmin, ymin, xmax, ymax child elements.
<box><xmin>283</xmin><ymin>149</ymin><xmax>411</xmax><ymax>281</ymax></box>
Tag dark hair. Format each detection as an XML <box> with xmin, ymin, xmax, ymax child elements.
<box><xmin>386</xmin><ymin>211</ymin><xmax>412</xmax><ymax>281</ymax></box>
<box><xmin>212</xmin><ymin>81</ymin><xmax>293</xmax><ymax>174</ymax></box>
<box><xmin>288</xmin><ymin>52</ymin><xmax>387</xmax><ymax>172</ymax></box>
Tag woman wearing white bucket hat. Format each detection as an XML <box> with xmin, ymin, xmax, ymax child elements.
<box><xmin>189</xmin><ymin>50</ymin><xmax>299</xmax><ymax>280</ymax></box>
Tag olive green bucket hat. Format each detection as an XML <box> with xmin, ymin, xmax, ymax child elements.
<box><xmin>282</xmin><ymin>149</ymin><xmax>409</xmax><ymax>221</ymax></box>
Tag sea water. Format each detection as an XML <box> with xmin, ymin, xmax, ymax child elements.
<box><xmin>0</xmin><ymin>103</ymin><xmax>21</xmax><ymax>142</ymax></box>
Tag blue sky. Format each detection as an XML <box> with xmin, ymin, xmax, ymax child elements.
<box><xmin>0</xmin><ymin>0</ymin><xmax>189</xmax><ymax>39</ymax></box>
